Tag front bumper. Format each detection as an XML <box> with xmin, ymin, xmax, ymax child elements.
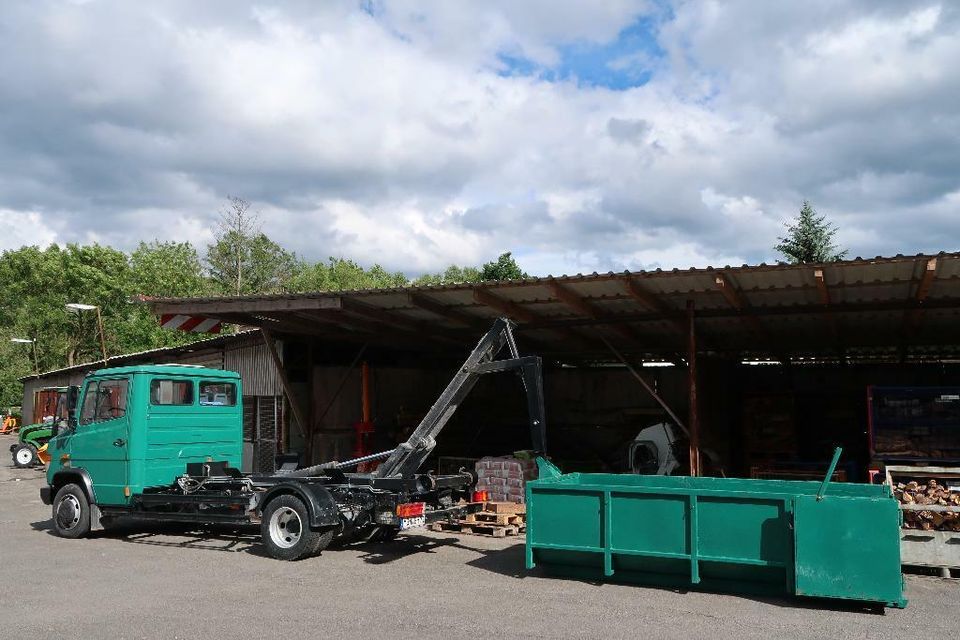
<box><xmin>40</xmin><ymin>486</ymin><xmax>52</xmax><ymax>505</ymax></box>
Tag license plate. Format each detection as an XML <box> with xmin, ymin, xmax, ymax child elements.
<box><xmin>399</xmin><ymin>516</ymin><xmax>425</xmax><ymax>530</ymax></box>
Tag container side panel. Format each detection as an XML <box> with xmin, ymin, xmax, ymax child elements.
<box><xmin>794</xmin><ymin>496</ymin><xmax>906</xmax><ymax>606</ymax></box>
<box><xmin>528</xmin><ymin>489</ymin><xmax>602</xmax><ymax>549</ymax></box>
<box><xmin>610</xmin><ymin>493</ymin><xmax>688</xmax><ymax>555</ymax></box>
<box><xmin>698</xmin><ymin>497</ymin><xmax>790</xmax><ymax>565</ymax></box>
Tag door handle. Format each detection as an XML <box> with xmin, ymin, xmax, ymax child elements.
<box><xmin>113</xmin><ymin>438</ymin><xmax>126</xmax><ymax>447</ymax></box>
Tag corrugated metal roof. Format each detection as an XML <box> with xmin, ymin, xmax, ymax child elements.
<box><xmin>19</xmin><ymin>330</ymin><xmax>258</xmax><ymax>382</ymax></box>
<box><xmin>145</xmin><ymin>252</ymin><xmax>960</xmax><ymax>361</ymax></box>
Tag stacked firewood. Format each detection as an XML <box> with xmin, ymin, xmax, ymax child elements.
<box><xmin>894</xmin><ymin>479</ymin><xmax>960</xmax><ymax>531</ymax></box>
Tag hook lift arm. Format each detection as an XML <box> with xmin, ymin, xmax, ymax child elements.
<box><xmin>289</xmin><ymin>317</ymin><xmax>546</xmax><ymax>479</ymax></box>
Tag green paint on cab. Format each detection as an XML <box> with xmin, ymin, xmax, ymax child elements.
<box><xmin>46</xmin><ymin>365</ymin><xmax>243</xmax><ymax>506</ymax></box>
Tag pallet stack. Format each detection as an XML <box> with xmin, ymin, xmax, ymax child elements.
<box><xmin>430</xmin><ymin>502</ymin><xmax>527</xmax><ymax>538</ymax></box>
<box><xmin>474</xmin><ymin>456</ymin><xmax>538</xmax><ymax>503</ymax></box>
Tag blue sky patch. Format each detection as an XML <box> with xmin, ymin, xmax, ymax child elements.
<box><xmin>497</xmin><ymin>15</ymin><xmax>666</xmax><ymax>90</ymax></box>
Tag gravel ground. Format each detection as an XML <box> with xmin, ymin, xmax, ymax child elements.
<box><xmin>1</xmin><ymin>433</ymin><xmax>957</xmax><ymax>639</ymax></box>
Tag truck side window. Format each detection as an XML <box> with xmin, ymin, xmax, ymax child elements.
<box><xmin>199</xmin><ymin>381</ymin><xmax>236</xmax><ymax>406</ymax></box>
<box><xmin>79</xmin><ymin>384</ymin><xmax>99</xmax><ymax>425</ymax></box>
<box><xmin>90</xmin><ymin>379</ymin><xmax>128</xmax><ymax>422</ymax></box>
<box><xmin>151</xmin><ymin>379</ymin><xmax>193</xmax><ymax>405</ymax></box>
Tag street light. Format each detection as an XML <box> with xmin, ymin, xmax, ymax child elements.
<box><xmin>66</xmin><ymin>303</ymin><xmax>108</xmax><ymax>364</ymax></box>
<box><xmin>10</xmin><ymin>337</ymin><xmax>39</xmax><ymax>375</ymax></box>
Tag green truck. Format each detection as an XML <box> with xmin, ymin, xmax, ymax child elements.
<box><xmin>41</xmin><ymin>319</ymin><xmax>547</xmax><ymax>560</ymax></box>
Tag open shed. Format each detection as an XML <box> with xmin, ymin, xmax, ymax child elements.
<box><xmin>145</xmin><ymin>252</ymin><xmax>960</xmax><ymax>479</ymax></box>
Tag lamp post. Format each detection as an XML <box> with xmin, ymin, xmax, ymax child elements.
<box><xmin>66</xmin><ymin>303</ymin><xmax>108</xmax><ymax>365</ymax></box>
<box><xmin>10</xmin><ymin>337</ymin><xmax>39</xmax><ymax>375</ymax></box>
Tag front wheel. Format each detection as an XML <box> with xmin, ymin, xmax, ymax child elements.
<box><xmin>52</xmin><ymin>483</ymin><xmax>91</xmax><ymax>539</ymax></box>
<box><xmin>260</xmin><ymin>494</ymin><xmax>334</xmax><ymax>561</ymax></box>
<box><xmin>12</xmin><ymin>444</ymin><xmax>37</xmax><ymax>468</ymax></box>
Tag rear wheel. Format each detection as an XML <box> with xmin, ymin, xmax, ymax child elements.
<box><xmin>260</xmin><ymin>494</ymin><xmax>333</xmax><ymax>561</ymax></box>
<box><xmin>52</xmin><ymin>483</ymin><xmax>91</xmax><ymax>539</ymax></box>
<box><xmin>12</xmin><ymin>444</ymin><xmax>37</xmax><ymax>468</ymax></box>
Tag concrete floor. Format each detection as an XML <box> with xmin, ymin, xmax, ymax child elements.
<box><xmin>1</xmin><ymin>434</ymin><xmax>957</xmax><ymax>639</ymax></box>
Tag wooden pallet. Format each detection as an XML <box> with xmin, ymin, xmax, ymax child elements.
<box><xmin>430</xmin><ymin>519</ymin><xmax>524</xmax><ymax>538</ymax></box>
<box><xmin>462</xmin><ymin>511</ymin><xmax>525</xmax><ymax>526</ymax></box>
<box><xmin>478</xmin><ymin>501</ymin><xmax>526</xmax><ymax>515</ymax></box>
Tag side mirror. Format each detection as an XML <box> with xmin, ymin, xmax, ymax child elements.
<box><xmin>64</xmin><ymin>385</ymin><xmax>80</xmax><ymax>432</ymax></box>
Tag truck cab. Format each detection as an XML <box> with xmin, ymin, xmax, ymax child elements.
<box><xmin>43</xmin><ymin>365</ymin><xmax>242</xmax><ymax>513</ymax></box>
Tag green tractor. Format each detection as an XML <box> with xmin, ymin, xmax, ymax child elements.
<box><xmin>10</xmin><ymin>387</ymin><xmax>67</xmax><ymax>468</ymax></box>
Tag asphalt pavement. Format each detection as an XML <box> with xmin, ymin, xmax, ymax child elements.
<box><xmin>1</xmin><ymin>433</ymin><xmax>957</xmax><ymax>639</ymax></box>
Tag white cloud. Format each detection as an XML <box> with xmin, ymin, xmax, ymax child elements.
<box><xmin>0</xmin><ymin>210</ymin><xmax>59</xmax><ymax>251</ymax></box>
<box><xmin>0</xmin><ymin>1</ymin><xmax>957</xmax><ymax>276</ymax></box>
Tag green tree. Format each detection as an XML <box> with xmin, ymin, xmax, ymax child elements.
<box><xmin>480</xmin><ymin>251</ymin><xmax>528</xmax><ymax>281</ymax></box>
<box><xmin>774</xmin><ymin>201</ymin><xmax>848</xmax><ymax>264</ymax></box>
<box><xmin>206</xmin><ymin>197</ymin><xmax>298</xmax><ymax>295</ymax></box>
<box><xmin>413</xmin><ymin>264</ymin><xmax>482</xmax><ymax>286</ymax></box>
<box><xmin>122</xmin><ymin>241</ymin><xmax>211</xmax><ymax>350</ymax></box>
<box><xmin>130</xmin><ymin>241</ymin><xmax>207</xmax><ymax>298</ymax></box>
<box><xmin>287</xmin><ymin>258</ymin><xmax>408</xmax><ymax>292</ymax></box>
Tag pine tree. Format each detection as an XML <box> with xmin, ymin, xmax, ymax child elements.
<box><xmin>774</xmin><ymin>201</ymin><xmax>848</xmax><ymax>264</ymax></box>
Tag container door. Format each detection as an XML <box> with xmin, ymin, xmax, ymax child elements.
<box><xmin>69</xmin><ymin>378</ymin><xmax>130</xmax><ymax>505</ymax></box>
<box><xmin>793</xmin><ymin>495</ymin><xmax>904</xmax><ymax>606</ymax></box>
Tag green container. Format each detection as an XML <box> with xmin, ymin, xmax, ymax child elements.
<box><xmin>526</xmin><ymin>458</ymin><xmax>906</xmax><ymax>608</ymax></box>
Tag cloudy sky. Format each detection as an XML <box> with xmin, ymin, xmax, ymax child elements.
<box><xmin>1</xmin><ymin>1</ymin><xmax>958</xmax><ymax>276</ymax></box>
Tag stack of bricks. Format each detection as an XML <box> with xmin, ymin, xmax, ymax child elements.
<box><xmin>475</xmin><ymin>456</ymin><xmax>538</xmax><ymax>503</ymax></box>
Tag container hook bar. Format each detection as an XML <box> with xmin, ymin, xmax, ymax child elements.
<box><xmin>816</xmin><ymin>447</ymin><xmax>843</xmax><ymax>501</ymax></box>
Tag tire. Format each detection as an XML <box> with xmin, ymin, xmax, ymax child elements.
<box><xmin>12</xmin><ymin>444</ymin><xmax>37</xmax><ymax>468</ymax></box>
<box><xmin>260</xmin><ymin>494</ymin><xmax>334</xmax><ymax>561</ymax></box>
<box><xmin>52</xmin><ymin>483</ymin><xmax>91</xmax><ymax>539</ymax></box>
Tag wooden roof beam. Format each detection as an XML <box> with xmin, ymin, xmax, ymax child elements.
<box><xmin>407</xmin><ymin>293</ymin><xmax>483</xmax><ymax>329</ymax></box>
<box><xmin>814</xmin><ymin>269</ymin><xmax>841</xmax><ymax>346</ymax></box>
<box><xmin>340</xmin><ymin>298</ymin><xmax>462</xmax><ymax>345</ymax></box>
<box><xmin>714</xmin><ymin>273</ymin><xmax>746</xmax><ymax>310</ymax></box>
<box><xmin>622</xmin><ymin>277</ymin><xmax>687</xmax><ymax>334</ymax></box>
<box><xmin>548</xmin><ymin>280</ymin><xmax>644</xmax><ymax>345</ymax></box>
<box><xmin>473</xmin><ymin>288</ymin><xmax>540</xmax><ymax>323</ymax></box>
<box><xmin>474</xmin><ymin>287</ymin><xmax>594</xmax><ymax>348</ymax></box>
<box><xmin>900</xmin><ymin>257</ymin><xmax>939</xmax><ymax>359</ymax></box>
<box><xmin>916</xmin><ymin>257</ymin><xmax>938</xmax><ymax>302</ymax></box>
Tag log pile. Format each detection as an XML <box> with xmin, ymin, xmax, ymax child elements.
<box><xmin>894</xmin><ymin>479</ymin><xmax>960</xmax><ymax>531</ymax></box>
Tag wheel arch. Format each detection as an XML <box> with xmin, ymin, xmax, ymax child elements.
<box><xmin>259</xmin><ymin>482</ymin><xmax>339</xmax><ymax>529</ymax></box>
<box><xmin>51</xmin><ymin>468</ymin><xmax>97</xmax><ymax>505</ymax></box>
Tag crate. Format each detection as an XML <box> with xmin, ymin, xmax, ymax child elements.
<box><xmin>885</xmin><ymin>465</ymin><xmax>960</xmax><ymax>576</ymax></box>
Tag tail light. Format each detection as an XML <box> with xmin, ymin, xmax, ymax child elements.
<box><xmin>396</xmin><ymin>502</ymin><xmax>425</xmax><ymax>518</ymax></box>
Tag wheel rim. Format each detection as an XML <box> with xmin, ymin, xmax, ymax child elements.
<box><xmin>15</xmin><ymin>448</ymin><xmax>33</xmax><ymax>465</ymax></box>
<box><xmin>268</xmin><ymin>507</ymin><xmax>302</xmax><ymax>549</ymax></box>
<box><xmin>56</xmin><ymin>494</ymin><xmax>82</xmax><ymax>531</ymax></box>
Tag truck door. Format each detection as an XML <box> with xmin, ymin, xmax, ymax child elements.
<box><xmin>69</xmin><ymin>377</ymin><xmax>130</xmax><ymax>505</ymax></box>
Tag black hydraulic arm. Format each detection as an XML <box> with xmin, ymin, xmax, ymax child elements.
<box><xmin>373</xmin><ymin>317</ymin><xmax>546</xmax><ymax>479</ymax></box>
<box><xmin>287</xmin><ymin>318</ymin><xmax>546</xmax><ymax>479</ymax></box>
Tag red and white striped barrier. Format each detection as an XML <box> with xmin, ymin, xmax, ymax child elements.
<box><xmin>159</xmin><ymin>314</ymin><xmax>223</xmax><ymax>334</ymax></box>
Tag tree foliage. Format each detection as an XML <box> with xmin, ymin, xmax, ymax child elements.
<box><xmin>479</xmin><ymin>251</ymin><xmax>528</xmax><ymax>281</ymax></box>
<box><xmin>413</xmin><ymin>252</ymin><xmax>526</xmax><ymax>286</ymax></box>
<box><xmin>774</xmin><ymin>201</ymin><xmax>848</xmax><ymax>264</ymax></box>
<box><xmin>0</xmin><ymin>194</ymin><xmax>528</xmax><ymax>407</ymax></box>
<box><xmin>206</xmin><ymin>197</ymin><xmax>299</xmax><ymax>295</ymax></box>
